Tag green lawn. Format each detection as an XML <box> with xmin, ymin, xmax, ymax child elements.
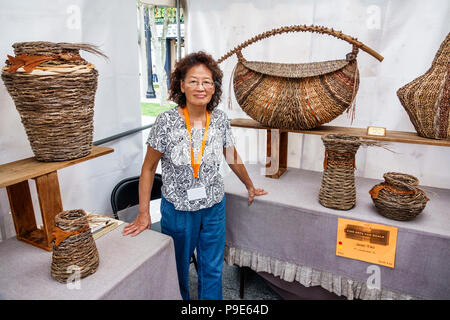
<box><xmin>141</xmin><ymin>102</ymin><xmax>175</xmax><ymax>117</ymax></box>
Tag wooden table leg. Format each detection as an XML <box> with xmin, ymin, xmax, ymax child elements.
<box><xmin>34</xmin><ymin>171</ymin><xmax>63</xmax><ymax>250</ymax></box>
<box><xmin>266</xmin><ymin>129</ymin><xmax>288</xmax><ymax>178</ymax></box>
<box><xmin>6</xmin><ymin>171</ymin><xmax>63</xmax><ymax>251</ymax></box>
<box><xmin>6</xmin><ymin>180</ymin><xmax>37</xmax><ymax>240</ymax></box>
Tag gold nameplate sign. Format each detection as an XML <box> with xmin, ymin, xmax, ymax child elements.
<box><xmin>336</xmin><ymin>218</ymin><xmax>398</xmax><ymax>268</ymax></box>
<box><xmin>367</xmin><ymin>126</ymin><xmax>386</xmax><ymax>136</ymax></box>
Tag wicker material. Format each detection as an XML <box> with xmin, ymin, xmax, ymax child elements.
<box><xmin>51</xmin><ymin>209</ymin><xmax>99</xmax><ymax>283</ymax></box>
<box><xmin>318</xmin><ymin>134</ymin><xmax>361</xmax><ymax>210</ymax></box>
<box><xmin>369</xmin><ymin>173</ymin><xmax>429</xmax><ymax>221</ymax></box>
<box><xmin>218</xmin><ymin>25</ymin><xmax>383</xmax><ymax>130</ymax></box>
<box><xmin>1</xmin><ymin>41</ymin><xmax>105</xmax><ymax>162</ymax></box>
<box><xmin>397</xmin><ymin>33</ymin><xmax>450</xmax><ymax>140</ymax></box>
<box><xmin>233</xmin><ymin>58</ymin><xmax>359</xmax><ymax>129</ymax></box>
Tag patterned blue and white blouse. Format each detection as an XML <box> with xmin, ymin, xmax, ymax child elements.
<box><xmin>146</xmin><ymin>107</ymin><xmax>235</xmax><ymax>211</ymax></box>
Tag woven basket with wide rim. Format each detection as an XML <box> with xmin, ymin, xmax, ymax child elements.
<box><xmin>1</xmin><ymin>41</ymin><xmax>106</xmax><ymax>162</ymax></box>
<box><xmin>318</xmin><ymin>134</ymin><xmax>361</xmax><ymax>210</ymax></box>
<box><xmin>397</xmin><ymin>32</ymin><xmax>450</xmax><ymax>140</ymax></box>
<box><xmin>51</xmin><ymin>209</ymin><xmax>99</xmax><ymax>283</ymax></box>
<box><xmin>218</xmin><ymin>25</ymin><xmax>383</xmax><ymax>130</ymax></box>
<box><xmin>369</xmin><ymin>172</ymin><xmax>429</xmax><ymax>221</ymax></box>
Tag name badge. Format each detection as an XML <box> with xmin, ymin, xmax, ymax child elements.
<box><xmin>187</xmin><ymin>186</ymin><xmax>207</xmax><ymax>201</ymax></box>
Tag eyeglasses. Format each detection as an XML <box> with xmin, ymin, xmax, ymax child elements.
<box><xmin>184</xmin><ymin>80</ymin><xmax>215</xmax><ymax>89</ymax></box>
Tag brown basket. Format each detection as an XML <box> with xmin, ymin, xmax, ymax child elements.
<box><xmin>397</xmin><ymin>33</ymin><xmax>450</xmax><ymax>140</ymax></box>
<box><xmin>369</xmin><ymin>172</ymin><xmax>429</xmax><ymax>221</ymax></box>
<box><xmin>1</xmin><ymin>42</ymin><xmax>106</xmax><ymax>161</ymax></box>
<box><xmin>51</xmin><ymin>209</ymin><xmax>99</xmax><ymax>283</ymax></box>
<box><xmin>318</xmin><ymin>134</ymin><xmax>361</xmax><ymax>210</ymax></box>
<box><xmin>218</xmin><ymin>25</ymin><xmax>383</xmax><ymax>130</ymax></box>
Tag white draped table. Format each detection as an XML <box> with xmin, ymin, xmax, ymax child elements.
<box><xmin>0</xmin><ymin>225</ymin><xmax>181</xmax><ymax>300</ymax></box>
<box><xmin>224</xmin><ymin>165</ymin><xmax>450</xmax><ymax>300</ymax></box>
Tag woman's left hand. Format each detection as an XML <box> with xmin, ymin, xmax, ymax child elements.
<box><xmin>247</xmin><ymin>185</ymin><xmax>268</xmax><ymax>205</ymax></box>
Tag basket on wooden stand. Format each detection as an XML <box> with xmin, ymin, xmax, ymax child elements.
<box><xmin>319</xmin><ymin>134</ymin><xmax>361</xmax><ymax>210</ymax></box>
<box><xmin>397</xmin><ymin>32</ymin><xmax>449</xmax><ymax>140</ymax></box>
<box><xmin>1</xmin><ymin>41</ymin><xmax>107</xmax><ymax>161</ymax></box>
<box><xmin>369</xmin><ymin>172</ymin><xmax>429</xmax><ymax>221</ymax></box>
<box><xmin>218</xmin><ymin>25</ymin><xmax>383</xmax><ymax>130</ymax></box>
<box><xmin>51</xmin><ymin>209</ymin><xmax>99</xmax><ymax>283</ymax></box>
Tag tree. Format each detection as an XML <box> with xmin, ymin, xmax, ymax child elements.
<box><xmin>149</xmin><ymin>5</ymin><xmax>170</xmax><ymax>107</ymax></box>
<box><xmin>138</xmin><ymin>1</ymin><xmax>170</xmax><ymax>107</ymax></box>
<box><xmin>137</xmin><ymin>2</ymin><xmax>148</xmax><ymax>100</ymax></box>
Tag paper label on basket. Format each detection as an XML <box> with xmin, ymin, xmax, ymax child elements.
<box><xmin>336</xmin><ymin>218</ymin><xmax>398</xmax><ymax>268</ymax></box>
<box><xmin>187</xmin><ymin>186</ymin><xmax>207</xmax><ymax>201</ymax></box>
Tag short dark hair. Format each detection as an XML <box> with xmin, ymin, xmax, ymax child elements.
<box><xmin>169</xmin><ymin>51</ymin><xmax>223</xmax><ymax>111</ymax></box>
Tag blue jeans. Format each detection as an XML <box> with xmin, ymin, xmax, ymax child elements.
<box><xmin>160</xmin><ymin>195</ymin><xmax>226</xmax><ymax>300</ymax></box>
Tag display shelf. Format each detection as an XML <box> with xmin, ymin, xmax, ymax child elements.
<box><xmin>230</xmin><ymin>118</ymin><xmax>450</xmax><ymax>178</ymax></box>
<box><xmin>0</xmin><ymin>146</ymin><xmax>114</xmax><ymax>251</ymax></box>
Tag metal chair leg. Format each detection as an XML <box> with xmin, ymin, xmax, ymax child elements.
<box><xmin>240</xmin><ymin>266</ymin><xmax>247</xmax><ymax>299</ymax></box>
<box><xmin>191</xmin><ymin>252</ymin><xmax>198</xmax><ymax>272</ymax></box>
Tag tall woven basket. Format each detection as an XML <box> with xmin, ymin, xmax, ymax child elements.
<box><xmin>369</xmin><ymin>172</ymin><xmax>429</xmax><ymax>221</ymax></box>
<box><xmin>397</xmin><ymin>32</ymin><xmax>450</xmax><ymax>140</ymax></box>
<box><xmin>1</xmin><ymin>42</ymin><xmax>106</xmax><ymax>162</ymax></box>
<box><xmin>51</xmin><ymin>209</ymin><xmax>99</xmax><ymax>283</ymax></box>
<box><xmin>319</xmin><ymin>134</ymin><xmax>361</xmax><ymax>210</ymax></box>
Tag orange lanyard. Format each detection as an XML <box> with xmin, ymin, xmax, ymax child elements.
<box><xmin>183</xmin><ymin>107</ymin><xmax>210</xmax><ymax>178</ymax></box>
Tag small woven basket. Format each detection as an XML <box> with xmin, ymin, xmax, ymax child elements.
<box><xmin>319</xmin><ymin>134</ymin><xmax>361</xmax><ymax>210</ymax></box>
<box><xmin>51</xmin><ymin>209</ymin><xmax>99</xmax><ymax>283</ymax></box>
<box><xmin>1</xmin><ymin>41</ymin><xmax>105</xmax><ymax>161</ymax></box>
<box><xmin>369</xmin><ymin>172</ymin><xmax>429</xmax><ymax>221</ymax></box>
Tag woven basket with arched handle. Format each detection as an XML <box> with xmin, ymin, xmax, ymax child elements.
<box><xmin>218</xmin><ymin>25</ymin><xmax>383</xmax><ymax>130</ymax></box>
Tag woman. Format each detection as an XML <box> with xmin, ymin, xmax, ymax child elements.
<box><xmin>122</xmin><ymin>51</ymin><xmax>267</xmax><ymax>300</ymax></box>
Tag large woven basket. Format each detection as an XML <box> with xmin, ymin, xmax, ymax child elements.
<box><xmin>318</xmin><ymin>134</ymin><xmax>361</xmax><ymax>210</ymax></box>
<box><xmin>218</xmin><ymin>25</ymin><xmax>383</xmax><ymax>130</ymax></box>
<box><xmin>51</xmin><ymin>209</ymin><xmax>99</xmax><ymax>283</ymax></box>
<box><xmin>369</xmin><ymin>172</ymin><xmax>429</xmax><ymax>221</ymax></box>
<box><xmin>397</xmin><ymin>33</ymin><xmax>450</xmax><ymax>140</ymax></box>
<box><xmin>1</xmin><ymin>42</ymin><xmax>106</xmax><ymax>161</ymax></box>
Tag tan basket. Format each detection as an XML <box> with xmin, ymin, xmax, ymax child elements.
<box><xmin>369</xmin><ymin>172</ymin><xmax>429</xmax><ymax>221</ymax></box>
<box><xmin>218</xmin><ymin>25</ymin><xmax>383</xmax><ymax>130</ymax></box>
<box><xmin>318</xmin><ymin>134</ymin><xmax>362</xmax><ymax>210</ymax></box>
<box><xmin>1</xmin><ymin>42</ymin><xmax>106</xmax><ymax>161</ymax></box>
<box><xmin>397</xmin><ymin>33</ymin><xmax>450</xmax><ymax>140</ymax></box>
<box><xmin>51</xmin><ymin>209</ymin><xmax>99</xmax><ymax>283</ymax></box>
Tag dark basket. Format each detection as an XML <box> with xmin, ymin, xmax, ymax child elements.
<box><xmin>369</xmin><ymin>172</ymin><xmax>429</xmax><ymax>221</ymax></box>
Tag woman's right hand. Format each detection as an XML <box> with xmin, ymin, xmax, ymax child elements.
<box><xmin>122</xmin><ymin>212</ymin><xmax>151</xmax><ymax>237</ymax></box>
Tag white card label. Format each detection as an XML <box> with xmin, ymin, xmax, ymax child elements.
<box><xmin>187</xmin><ymin>186</ymin><xmax>207</xmax><ymax>201</ymax></box>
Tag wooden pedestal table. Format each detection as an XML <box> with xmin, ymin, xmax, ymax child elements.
<box><xmin>230</xmin><ymin>118</ymin><xmax>450</xmax><ymax>179</ymax></box>
<box><xmin>0</xmin><ymin>146</ymin><xmax>114</xmax><ymax>251</ymax></box>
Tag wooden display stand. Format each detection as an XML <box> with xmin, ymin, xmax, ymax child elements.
<box><xmin>231</xmin><ymin>118</ymin><xmax>450</xmax><ymax>179</ymax></box>
<box><xmin>0</xmin><ymin>146</ymin><xmax>114</xmax><ymax>251</ymax></box>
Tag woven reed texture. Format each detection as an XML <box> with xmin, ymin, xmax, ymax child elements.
<box><xmin>1</xmin><ymin>42</ymin><xmax>102</xmax><ymax>162</ymax></box>
<box><xmin>51</xmin><ymin>209</ymin><xmax>99</xmax><ymax>283</ymax></box>
<box><xmin>242</xmin><ymin>59</ymin><xmax>350</xmax><ymax>78</ymax></box>
<box><xmin>219</xmin><ymin>25</ymin><xmax>375</xmax><ymax>130</ymax></box>
<box><xmin>369</xmin><ymin>172</ymin><xmax>429</xmax><ymax>221</ymax></box>
<box><xmin>234</xmin><ymin>59</ymin><xmax>359</xmax><ymax>130</ymax></box>
<box><xmin>318</xmin><ymin>134</ymin><xmax>361</xmax><ymax>210</ymax></box>
<box><xmin>397</xmin><ymin>33</ymin><xmax>450</xmax><ymax>140</ymax></box>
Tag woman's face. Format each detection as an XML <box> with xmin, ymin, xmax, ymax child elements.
<box><xmin>181</xmin><ymin>64</ymin><xmax>215</xmax><ymax>108</ymax></box>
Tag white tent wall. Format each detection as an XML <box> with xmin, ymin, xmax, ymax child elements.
<box><xmin>184</xmin><ymin>0</ymin><xmax>450</xmax><ymax>189</ymax></box>
<box><xmin>0</xmin><ymin>0</ymin><xmax>143</xmax><ymax>240</ymax></box>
